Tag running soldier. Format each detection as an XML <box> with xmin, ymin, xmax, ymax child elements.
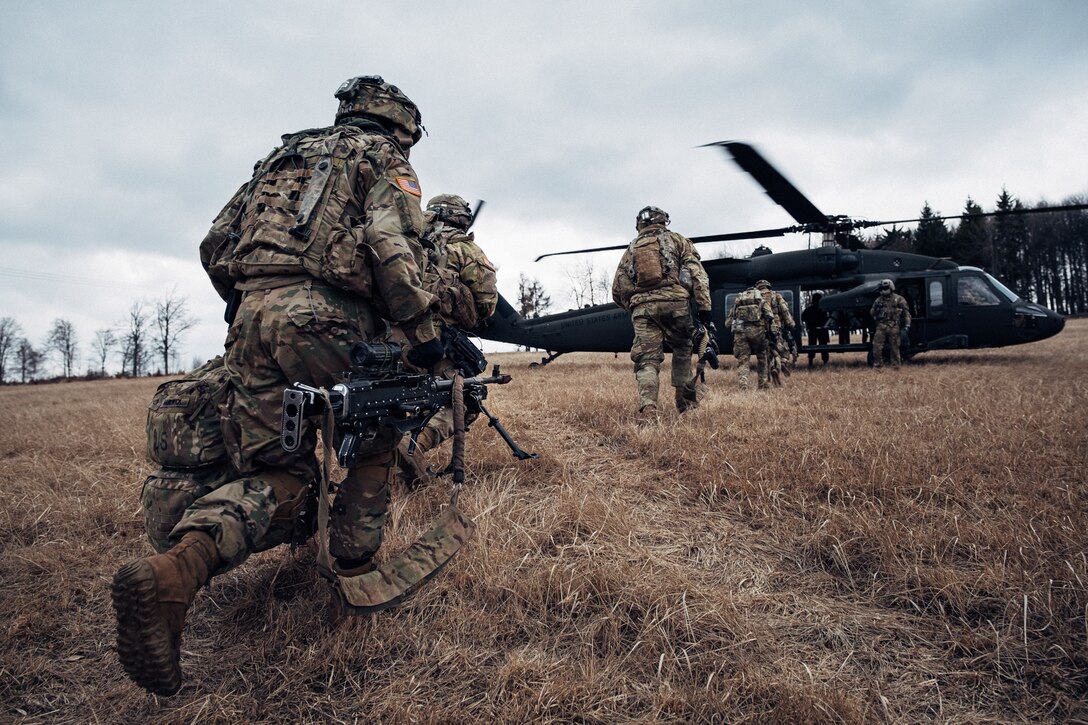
<box><xmin>724</xmin><ymin>285</ymin><xmax>774</xmax><ymax>390</ymax></box>
<box><xmin>112</xmin><ymin>76</ymin><xmax>441</xmax><ymax>696</ymax></box>
<box><xmin>870</xmin><ymin>278</ymin><xmax>911</xmax><ymax>368</ymax></box>
<box><xmin>396</xmin><ymin>193</ymin><xmax>498</xmax><ymax>486</ymax></box>
<box><xmin>612</xmin><ymin>206</ymin><xmax>711</xmax><ymax>424</ymax></box>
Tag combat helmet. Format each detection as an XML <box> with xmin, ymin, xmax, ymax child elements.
<box><xmin>427</xmin><ymin>194</ymin><xmax>473</xmax><ymax>230</ymax></box>
<box><xmin>879</xmin><ymin>278</ymin><xmax>895</xmax><ymax>293</ymax></box>
<box><xmin>335</xmin><ymin>76</ymin><xmax>424</xmax><ymax>148</ymax></box>
<box><xmin>755</xmin><ymin>279</ymin><xmax>771</xmax><ymax>290</ymax></box>
<box><xmin>636</xmin><ymin>205</ymin><xmax>669</xmax><ymax>231</ymax></box>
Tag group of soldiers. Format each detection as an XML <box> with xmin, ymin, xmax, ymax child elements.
<box><xmin>113</xmin><ymin>76</ymin><xmax>499</xmax><ymax>696</ymax></box>
<box><xmin>610</xmin><ymin>210</ymin><xmax>914</xmax><ymax>420</ymax></box>
<box><xmin>112</xmin><ymin>75</ymin><xmax>918</xmax><ymax>697</ymax></box>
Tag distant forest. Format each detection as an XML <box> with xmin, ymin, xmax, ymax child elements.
<box><xmin>864</xmin><ymin>190</ymin><xmax>1088</xmax><ymax>315</ymax></box>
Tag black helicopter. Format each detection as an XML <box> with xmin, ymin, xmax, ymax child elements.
<box><xmin>476</xmin><ymin>142</ymin><xmax>1077</xmax><ymax>364</ymax></box>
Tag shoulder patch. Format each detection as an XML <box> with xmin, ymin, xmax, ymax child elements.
<box><xmin>395</xmin><ymin>177</ymin><xmax>422</xmax><ymax>197</ymax></box>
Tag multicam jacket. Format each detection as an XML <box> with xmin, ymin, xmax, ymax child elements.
<box><xmin>725</xmin><ymin>287</ymin><xmax>773</xmax><ymax>329</ymax></box>
<box><xmin>198</xmin><ymin>120</ymin><xmax>437</xmax><ymax>338</ymax></box>
<box><xmin>422</xmin><ymin>224</ymin><xmax>498</xmax><ymax>329</ymax></box>
<box><xmin>611</xmin><ymin>225</ymin><xmax>711</xmax><ymax>312</ymax></box>
<box><xmin>760</xmin><ymin>288</ymin><xmax>796</xmax><ymax>333</ymax></box>
<box><xmin>870</xmin><ymin>292</ymin><xmax>911</xmax><ymax>328</ymax></box>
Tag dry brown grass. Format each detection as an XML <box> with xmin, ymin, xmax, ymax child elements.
<box><xmin>2</xmin><ymin>320</ymin><xmax>1086</xmax><ymax>724</ymax></box>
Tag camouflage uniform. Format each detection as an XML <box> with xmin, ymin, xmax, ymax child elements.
<box><xmin>612</xmin><ymin>207</ymin><xmax>711</xmax><ymax>416</ymax></box>
<box><xmin>725</xmin><ymin>287</ymin><xmax>774</xmax><ymax>390</ymax></box>
<box><xmin>170</xmin><ymin>81</ymin><xmax>436</xmax><ymax>572</ymax></box>
<box><xmin>757</xmin><ymin>281</ymin><xmax>796</xmax><ymax>377</ymax></box>
<box><xmin>870</xmin><ymin>283</ymin><xmax>911</xmax><ymax>368</ymax></box>
<box><xmin>398</xmin><ymin>195</ymin><xmax>498</xmax><ymax>476</ymax></box>
<box><xmin>115</xmin><ymin>76</ymin><xmax>440</xmax><ymax>698</ymax></box>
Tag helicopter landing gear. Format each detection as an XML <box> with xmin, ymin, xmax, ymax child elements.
<box><xmin>528</xmin><ymin>350</ymin><xmax>566</xmax><ymax>369</ymax></box>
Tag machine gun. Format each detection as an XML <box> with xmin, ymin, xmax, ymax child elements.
<box><xmin>281</xmin><ymin>340</ymin><xmax>536</xmax><ymax>469</ymax></box>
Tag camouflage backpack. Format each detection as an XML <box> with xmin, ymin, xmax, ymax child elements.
<box><xmin>733</xmin><ymin>288</ymin><xmax>764</xmax><ymax>323</ymax></box>
<box><xmin>629</xmin><ymin>231</ymin><xmax>676</xmax><ymax>290</ymax></box>
<box><xmin>146</xmin><ymin>356</ymin><xmax>231</xmax><ymax>468</ymax></box>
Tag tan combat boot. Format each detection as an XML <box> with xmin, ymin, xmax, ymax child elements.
<box><xmin>675</xmin><ymin>382</ymin><xmax>699</xmax><ymax>413</ymax></box>
<box><xmin>636</xmin><ymin>404</ymin><xmax>660</xmax><ymax>427</ymax></box>
<box><xmin>111</xmin><ymin>531</ymin><xmax>220</xmax><ymax>696</ymax></box>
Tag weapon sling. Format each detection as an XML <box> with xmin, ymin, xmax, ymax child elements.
<box><xmin>313</xmin><ymin>377</ymin><xmax>476</xmax><ymax>614</ymax></box>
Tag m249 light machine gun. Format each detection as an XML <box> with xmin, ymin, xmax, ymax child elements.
<box><xmin>281</xmin><ymin>339</ymin><xmax>536</xmax><ymax>473</ymax></box>
<box><xmin>279</xmin><ymin>338</ymin><xmax>536</xmax><ymax>616</ymax></box>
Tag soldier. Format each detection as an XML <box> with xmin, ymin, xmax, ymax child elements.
<box><xmin>870</xmin><ymin>278</ymin><xmax>911</xmax><ymax>368</ymax></box>
<box><xmin>112</xmin><ymin>76</ymin><xmax>442</xmax><ymax>696</ymax></box>
<box><xmin>396</xmin><ymin>193</ymin><xmax>498</xmax><ymax>486</ymax></box>
<box><xmin>755</xmin><ymin>279</ymin><xmax>797</xmax><ymax>378</ymax></box>
<box><xmin>724</xmin><ymin>285</ymin><xmax>774</xmax><ymax>390</ymax></box>
<box><xmin>801</xmin><ymin>292</ymin><xmax>830</xmax><ymax>368</ymax></box>
<box><xmin>612</xmin><ymin>206</ymin><xmax>711</xmax><ymax>424</ymax></box>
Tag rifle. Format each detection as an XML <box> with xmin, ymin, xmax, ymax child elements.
<box><xmin>692</xmin><ymin>321</ymin><xmax>720</xmax><ymax>383</ymax></box>
<box><xmin>281</xmin><ymin>341</ymin><xmax>536</xmax><ymax>468</ymax></box>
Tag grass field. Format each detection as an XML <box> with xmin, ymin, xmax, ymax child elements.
<box><xmin>1</xmin><ymin>320</ymin><xmax>1086</xmax><ymax>724</ymax></box>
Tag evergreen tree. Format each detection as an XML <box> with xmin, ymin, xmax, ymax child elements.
<box><xmin>913</xmin><ymin>202</ymin><xmax>953</xmax><ymax>258</ymax></box>
<box><xmin>951</xmin><ymin>197</ymin><xmax>990</xmax><ymax>268</ymax></box>
<box><xmin>991</xmin><ymin>188</ymin><xmax>1028</xmax><ymax>294</ymax></box>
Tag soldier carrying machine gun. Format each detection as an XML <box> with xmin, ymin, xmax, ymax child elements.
<box><xmin>280</xmin><ymin>332</ymin><xmax>536</xmax><ymax>616</ymax></box>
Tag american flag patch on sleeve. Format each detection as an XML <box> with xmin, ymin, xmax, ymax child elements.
<box><xmin>395</xmin><ymin>177</ymin><xmax>422</xmax><ymax>197</ymax></box>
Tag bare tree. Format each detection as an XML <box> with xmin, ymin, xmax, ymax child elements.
<box><xmin>16</xmin><ymin>338</ymin><xmax>44</xmax><ymax>383</ymax></box>
<box><xmin>0</xmin><ymin>316</ymin><xmax>21</xmax><ymax>382</ymax></box>
<box><xmin>153</xmin><ymin>292</ymin><xmax>196</xmax><ymax>375</ymax></box>
<box><xmin>91</xmin><ymin>329</ymin><xmax>117</xmax><ymax>376</ymax></box>
<box><xmin>47</xmin><ymin>318</ymin><xmax>79</xmax><ymax>379</ymax></box>
<box><xmin>566</xmin><ymin>259</ymin><xmax>611</xmax><ymax>308</ymax></box>
<box><xmin>120</xmin><ymin>302</ymin><xmax>150</xmax><ymax>377</ymax></box>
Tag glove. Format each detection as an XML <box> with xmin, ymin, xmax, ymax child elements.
<box><xmin>406</xmin><ymin>338</ymin><xmax>444</xmax><ymax>370</ymax></box>
<box><xmin>697</xmin><ymin>310</ymin><xmax>712</xmax><ymax>325</ymax></box>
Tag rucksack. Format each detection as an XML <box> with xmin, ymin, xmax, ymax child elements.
<box><xmin>629</xmin><ymin>232</ymin><xmax>676</xmax><ymax>290</ymax></box>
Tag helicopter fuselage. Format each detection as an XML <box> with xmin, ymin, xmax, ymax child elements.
<box><xmin>477</xmin><ymin>247</ymin><xmax>1065</xmax><ymax>359</ymax></box>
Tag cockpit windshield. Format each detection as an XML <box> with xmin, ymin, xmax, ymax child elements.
<box><xmin>985</xmin><ymin>273</ymin><xmax>1021</xmax><ymax>303</ymax></box>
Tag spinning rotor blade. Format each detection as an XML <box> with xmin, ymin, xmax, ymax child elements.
<box><xmin>468</xmin><ymin>199</ymin><xmax>486</xmax><ymax>229</ymax></box>
<box><xmin>705</xmin><ymin>141</ymin><xmax>827</xmax><ymax>225</ymax></box>
<box><xmin>860</xmin><ymin>201</ymin><xmax>1088</xmax><ymax>231</ymax></box>
<box><xmin>534</xmin><ymin>226</ymin><xmax>792</xmax><ymax>262</ymax></box>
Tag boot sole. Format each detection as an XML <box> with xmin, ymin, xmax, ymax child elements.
<box><xmin>111</xmin><ymin>560</ymin><xmax>183</xmax><ymax>696</ymax></box>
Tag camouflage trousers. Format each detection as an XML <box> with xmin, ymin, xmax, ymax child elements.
<box><xmin>872</xmin><ymin>322</ymin><xmax>901</xmax><ymax>368</ymax></box>
<box><xmin>630</xmin><ymin>300</ymin><xmax>695</xmax><ymax>411</ymax></box>
<box><xmin>732</xmin><ymin>324</ymin><xmax>767</xmax><ymax>390</ymax></box>
<box><xmin>166</xmin><ymin>280</ymin><xmax>397</xmax><ymax>570</ymax></box>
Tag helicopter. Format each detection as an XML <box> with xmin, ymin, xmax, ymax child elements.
<box><xmin>475</xmin><ymin>142</ymin><xmax>1079</xmax><ymax>365</ymax></box>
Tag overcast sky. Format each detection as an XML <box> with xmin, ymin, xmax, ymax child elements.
<box><xmin>2</xmin><ymin>0</ymin><xmax>1086</xmax><ymax>372</ymax></box>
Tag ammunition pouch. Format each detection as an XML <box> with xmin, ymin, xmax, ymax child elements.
<box><xmin>146</xmin><ymin>357</ymin><xmax>232</xmax><ymax>468</ymax></box>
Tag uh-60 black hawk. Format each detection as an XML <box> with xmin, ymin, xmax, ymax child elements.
<box><xmin>475</xmin><ymin>141</ymin><xmax>1078</xmax><ymax>366</ymax></box>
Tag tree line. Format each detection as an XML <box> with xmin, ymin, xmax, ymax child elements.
<box><xmin>0</xmin><ymin>292</ymin><xmax>196</xmax><ymax>384</ymax></box>
<box><xmin>869</xmin><ymin>192</ymin><xmax>1088</xmax><ymax>314</ymax></box>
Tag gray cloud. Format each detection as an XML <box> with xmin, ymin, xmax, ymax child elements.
<box><xmin>2</xmin><ymin>0</ymin><xmax>1086</xmax><ymax>369</ymax></box>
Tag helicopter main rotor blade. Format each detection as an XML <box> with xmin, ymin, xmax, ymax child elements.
<box><xmin>704</xmin><ymin>141</ymin><xmax>827</xmax><ymax>226</ymax></box>
<box><xmin>534</xmin><ymin>226</ymin><xmax>793</xmax><ymax>262</ymax></box>
<box><xmin>467</xmin><ymin>199</ymin><xmax>486</xmax><ymax>230</ymax></box>
<box><xmin>858</xmin><ymin>201</ymin><xmax>1088</xmax><ymax>230</ymax></box>
<box><xmin>534</xmin><ymin>242</ymin><xmax>630</xmax><ymax>262</ymax></box>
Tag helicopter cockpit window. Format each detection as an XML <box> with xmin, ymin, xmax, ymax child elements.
<box><xmin>985</xmin><ymin>273</ymin><xmax>1021</xmax><ymax>303</ymax></box>
<box><xmin>957</xmin><ymin>276</ymin><xmax>1000</xmax><ymax>306</ymax></box>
